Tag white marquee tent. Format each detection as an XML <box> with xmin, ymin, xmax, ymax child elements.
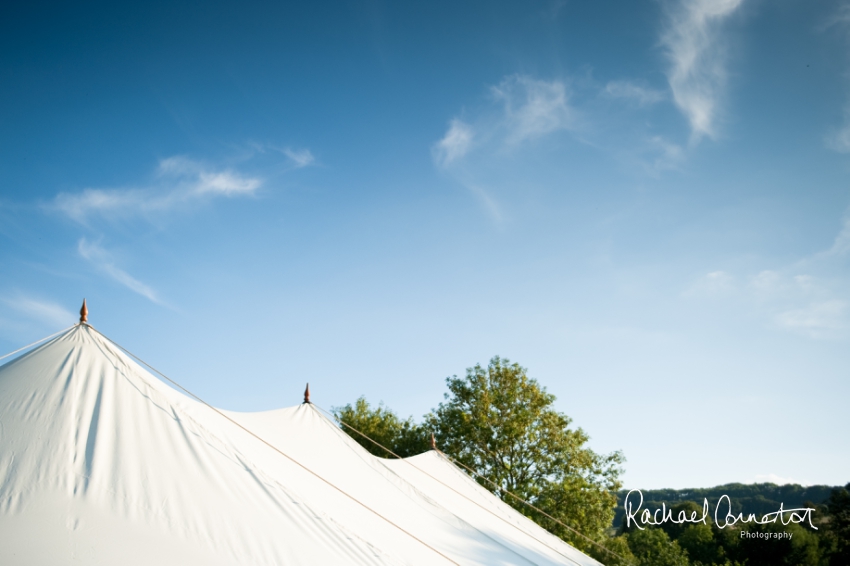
<box><xmin>0</xmin><ymin>320</ymin><xmax>604</xmax><ymax>565</ymax></box>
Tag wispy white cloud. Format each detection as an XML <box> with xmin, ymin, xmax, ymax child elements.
<box><xmin>51</xmin><ymin>156</ymin><xmax>263</xmax><ymax>223</ymax></box>
<box><xmin>603</xmin><ymin>80</ymin><xmax>666</xmax><ymax>106</ymax></box>
<box><xmin>749</xmin><ymin>270</ymin><xmax>848</xmax><ymax>337</ymax></box>
<box><xmin>465</xmin><ymin>184</ymin><xmax>501</xmax><ymax>222</ymax></box>
<box><xmin>823</xmin><ymin>4</ymin><xmax>850</xmax><ymax>153</ymax></box>
<box><xmin>432</xmin><ymin>68</ymin><xmax>699</xmax><ymax>203</ymax></box>
<box><xmin>281</xmin><ymin>148</ymin><xmax>315</xmax><ymax>168</ymax></box>
<box><xmin>660</xmin><ymin>0</ymin><xmax>744</xmax><ymax>142</ymax></box>
<box><xmin>824</xmin><ymin>215</ymin><xmax>850</xmax><ymax>257</ymax></box>
<box><xmin>78</xmin><ymin>238</ymin><xmax>162</xmax><ymax>304</ymax></box>
<box><xmin>774</xmin><ymin>300</ymin><xmax>848</xmax><ymax>338</ymax></box>
<box><xmin>683</xmin><ymin>270</ymin><xmax>735</xmax><ymax>296</ymax></box>
<box><xmin>689</xmin><ymin>269</ymin><xmax>849</xmax><ymax>338</ymax></box>
<box><xmin>1</xmin><ymin>296</ymin><xmax>75</xmax><ymax>327</ymax></box>
<box><xmin>196</xmin><ymin>170</ymin><xmax>261</xmax><ymax>195</ymax></box>
<box><xmin>749</xmin><ymin>269</ymin><xmax>784</xmax><ymax>298</ymax></box>
<box><xmin>824</xmin><ymin>2</ymin><xmax>850</xmax><ymax>29</ymax></box>
<box><xmin>685</xmin><ymin>211</ymin><xmax>850</xmax><ymax>339</ymax></box>
<box><xmin>491</xmin><ymin>75</ymin><xmax>574</xmax><ymax>144</ymax></box>
<box><xmin>53</xmin><ymin>188</ymin><xmax>151</xmax><ymax>224</ymax></box>
<box><xmin>156</xmin><ymin>155</ymin><xmax>201</xmax><ymax>176</ymax></box>
<box><xmin>433</xmin><ymin>75</ymin><xmax>574</xmax><ymax>168</ymax></box>
<box><xmin>432</xmin><ymin>70</ymin><xmax>701</xmax><ymax>218</ymax></box>
<box><xmin>158</xmin><ymin>156</ymin><xmax>261</xmax><ymax>195</ymax></box>
<box><xmin>245</xmin><ymin>142</ymin><xmax>317</xmax><ymax>168</ymax></box>
<box><xmin>431</xmin><ymin>75</ymin><xmax>575</xmax><ymax>221</ymax></box>
<box><xmin>432</xmin><ymin>119</ymin><xmax>474</xmax><ymax>167</ymax></box>
<box><xmin>826</xmin><ymin>117</ymin><xmax>850</xmax><ymax>154</ymax></box>
<box><xmin>645</xmin><ymin>136</ymin><xmax>686</xmax><ymax>173</ymax></box>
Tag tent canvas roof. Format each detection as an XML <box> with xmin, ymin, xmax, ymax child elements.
<box><xmin>0</xmin><ymin>324</ymin><xmax>603</xmax><ymax>566</ymax></box>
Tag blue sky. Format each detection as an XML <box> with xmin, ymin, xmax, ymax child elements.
<box><xmin>2</xmin><ymin>0</ymin><xmax>849</xmax><ymax>490</ymax></box>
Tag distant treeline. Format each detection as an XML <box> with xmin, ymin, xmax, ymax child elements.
<box><xmin>601</xmin><ymin>482</ymin><xmax>850</xmax><ymax>566</ymax></box>
<box><xmin>614</xmin><ymin>483</ymin><xmax>839</xmax><ymax>529</ymax></box>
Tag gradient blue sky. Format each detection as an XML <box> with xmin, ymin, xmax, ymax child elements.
<box><xmin>2</xmin><ymin>0</ymin><xmax>849</xmax><ymax>490</ymax></box>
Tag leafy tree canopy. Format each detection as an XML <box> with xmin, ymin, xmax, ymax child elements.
<box><xmin>333</xmin><ymin>397</ymin><xmax>430</xmax><ymax>458</ymax></box>
<box><xmin>423</xmin><ymin>356</ymin><xmax>625</xmax><ymax>551</ymax></box>
<box><xmin>625</xmin><ymin>528</ymin><xmax>690</xmax><ymax>566</ymax></box>
<box><xmin>825</xmin><ymin>483</ymin><xmax>850</xmax><ymax>566</ymax></box>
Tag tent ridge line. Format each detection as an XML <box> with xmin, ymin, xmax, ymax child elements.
<box><xmin>325</xmin><ymin>405</ymin><xmax>593</xmax><ymax>566</ymax></box>
<box><xmin>99</xmin><ymin>327</ymin><xmax>461</xmax><ymax>566</ymax></box>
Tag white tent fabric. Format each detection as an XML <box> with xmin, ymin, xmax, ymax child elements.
<box><xmin>384</xmin><ymin>453</ymin><xmax>596</xmax><ymax>566</ymax></box>
<box><xmin>0</xmin><ymin>324</ymin><xmax>603</xmax><ymax>566</ymax></box>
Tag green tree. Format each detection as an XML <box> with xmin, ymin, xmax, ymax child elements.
<box><xmin>424</xmin><ymin>356</ymin><xmax>624</xmax><ymax>552</ymax></box>
<box><xmin>675</xmin><ymin>524</ymin><xmax>726</xmax><ymax>566</ymax></box>
<box><xmin>728</xmin><ymin>522</ymin><xmax>821</xmax><ymax>566</ymax></box>
<box><xmin>824</xmin><ymin>483</ymin><xmax>850</xmax><ymax>566</ymax></box>
<box><xmin>626</xmin><ymin>528</ymin><xmax>691</xmax><ymax>566</ymax></box>
<box><xmin>647</xmin><ymin>502</ymin><xmax>731</xmax><ymax>565</ymax></box>
<box><xmin>333</xmin><ymin>397</ymin><xmax>431</xmax><ymax>458</ymax></box>
<box><xmin>585</xmin><ymin>535</ymin><xmax>638</xmax><ymax>566</ymax></box>
<box><xmin>587</xmin><ymin>534</ymin><xmax>636</xmax><ymax>566</ymax></box>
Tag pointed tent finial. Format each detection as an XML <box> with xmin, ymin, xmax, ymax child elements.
<box><xmin>430</xmin><ymin>432</ymin><xmax>436</xmax><ymax>450</ymax></box>
<box><xmin>303</xmin><ymin>383</ymin><xmax>311</xmax><ymax>404</ymax></box>
<box><xmin>79</xmin><ymin>299</ymin><xmax>88</xmax><ymax>324</ymax></box>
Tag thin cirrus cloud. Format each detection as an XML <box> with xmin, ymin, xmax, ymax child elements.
<box><xmin>826</xmin><ymin>112</ymin><xmax>850</xmax><ymax>154</ymax></box>
<box><xmin>774</xmin><ymin>300</ymin><xmax>848</xmax><ymax>336</ymax></box>
<box><xmin>433</xmin><ymin>71</ymin><xmax>703</xmax><ymax>177</ymax></box>
<box><xmin>432</xmin><ymin>119</ymin><xmax>474</xmax><ymax>168</ymax></box>
<box><xmin>158</xmin><ymin>156</ymin><xmax>261</xmax><ymax>195</ymax></box>
<box><xmin>432</xmin><ymin>74</ymin><xmax>575</xmax><ymax>165</ymax></box>
<box><xmin>683</xmin><ymin>270</ymin><xmax>736</xmax><ymax>296</ymax></box>
<box><xmin>51</xmin><ymin>156</ymin><xmax>263</xmax><ymax>223</ymax></box>
<box><xmin>245</xmin><ymin>142</ymin><xmax>316</xmax><ymax>168</ymax></box>
<box><xmin>660</xmin><ymin>0</ymin><xmax>744</xmax><ymax>142</ymax></box>
<box><xmin>78</xmin><ymin>238</ymin><xmax>162</xmax><ymax>305</ymax></box>
<box><xmin>431</xmin><ymin>75</ymin><xmax>576</xmax><ymax>221</ymax></box>
<box><xmin>645</xmin><ymin>136</ymin><xmax>686</xmax><ymax>173</ymax></box>
<box><xmin>824</xmin><ymin>3</ymin><xmax>850</xmax><ymax>153</ymax></box>
<box><xmin>602</xmin><ymin>80</ymin><xmax>666</xmax><ymax>106</ymax></box>
<box><xmin>685</xmin><ymin>215</ymin><xmax>850</xmax><ymax>339</ymax></box>
<box><xmin>824</xmin><ymin>215</ymin><xmax>850</xmax><ymax>257</ymax></box>
<box><xmin>281</xmin><ymin>147</ymin><xmax>315</xmax><ymax>168</ymax></box>
<box><xmin>491</xmin><ymin>75</ymin><xmax>574</xmax><ymax>145</ymax></box>
<box><xmin>688</xmin><ymin>269</ymin><xmax>849</xmax><ymax>338</ymax></box>
<box><xmin>2</xmin><ymin>296</ymin><xmax>76</xmax><ymax>328</ymax></box>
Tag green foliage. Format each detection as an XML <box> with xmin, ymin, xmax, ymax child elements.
<box><xmin>625</xmin><ymin>528</ymin><xmax>691</xmax><ymax>566</ymax></box>
<box><xmin>675</xmin><ymin>524</ymin><xmax>728</xmax><ymax>566</ymax></box>
<box><xmin>423</xmin><ymin>356</ymin><xmax>624</xmax><ymax>551</ymax></box>
<box><xmin>587</xmin><ymin>534</ymin><xmax>636</xmax><ymax>566</ymax></box>
<box><xmin>824</xmin><ymin>483</ymin><xmax>850</xmax><ymax>566</ymax></box>
<box><xmin>332</xmin><ymin>397</ymin><xmax>431</xmax><ymax>458</ymax></box>
<box><xmin>644</xmin><ymin>501</ymin><xmax>705</xmax><ymax>540</ymax></box>
<box><xmin>728</xmin><ymin>522</ymin><xmax>821</xmax><ymax>566</ymax></box>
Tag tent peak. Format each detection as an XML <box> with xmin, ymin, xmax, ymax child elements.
<box><xmin>79</xmin><ymin>299</ymin><xmax>88</xmax><ymax>324</ymax></box>
<box><xmin>430</xmin><ymin>432</ymin><xmax>436</xmax><ymax>450</ymax></box>
<box><xmin>303</xmin><ymin>383</ymin><xmax>311</xmax><ymax>404</ymax></box>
